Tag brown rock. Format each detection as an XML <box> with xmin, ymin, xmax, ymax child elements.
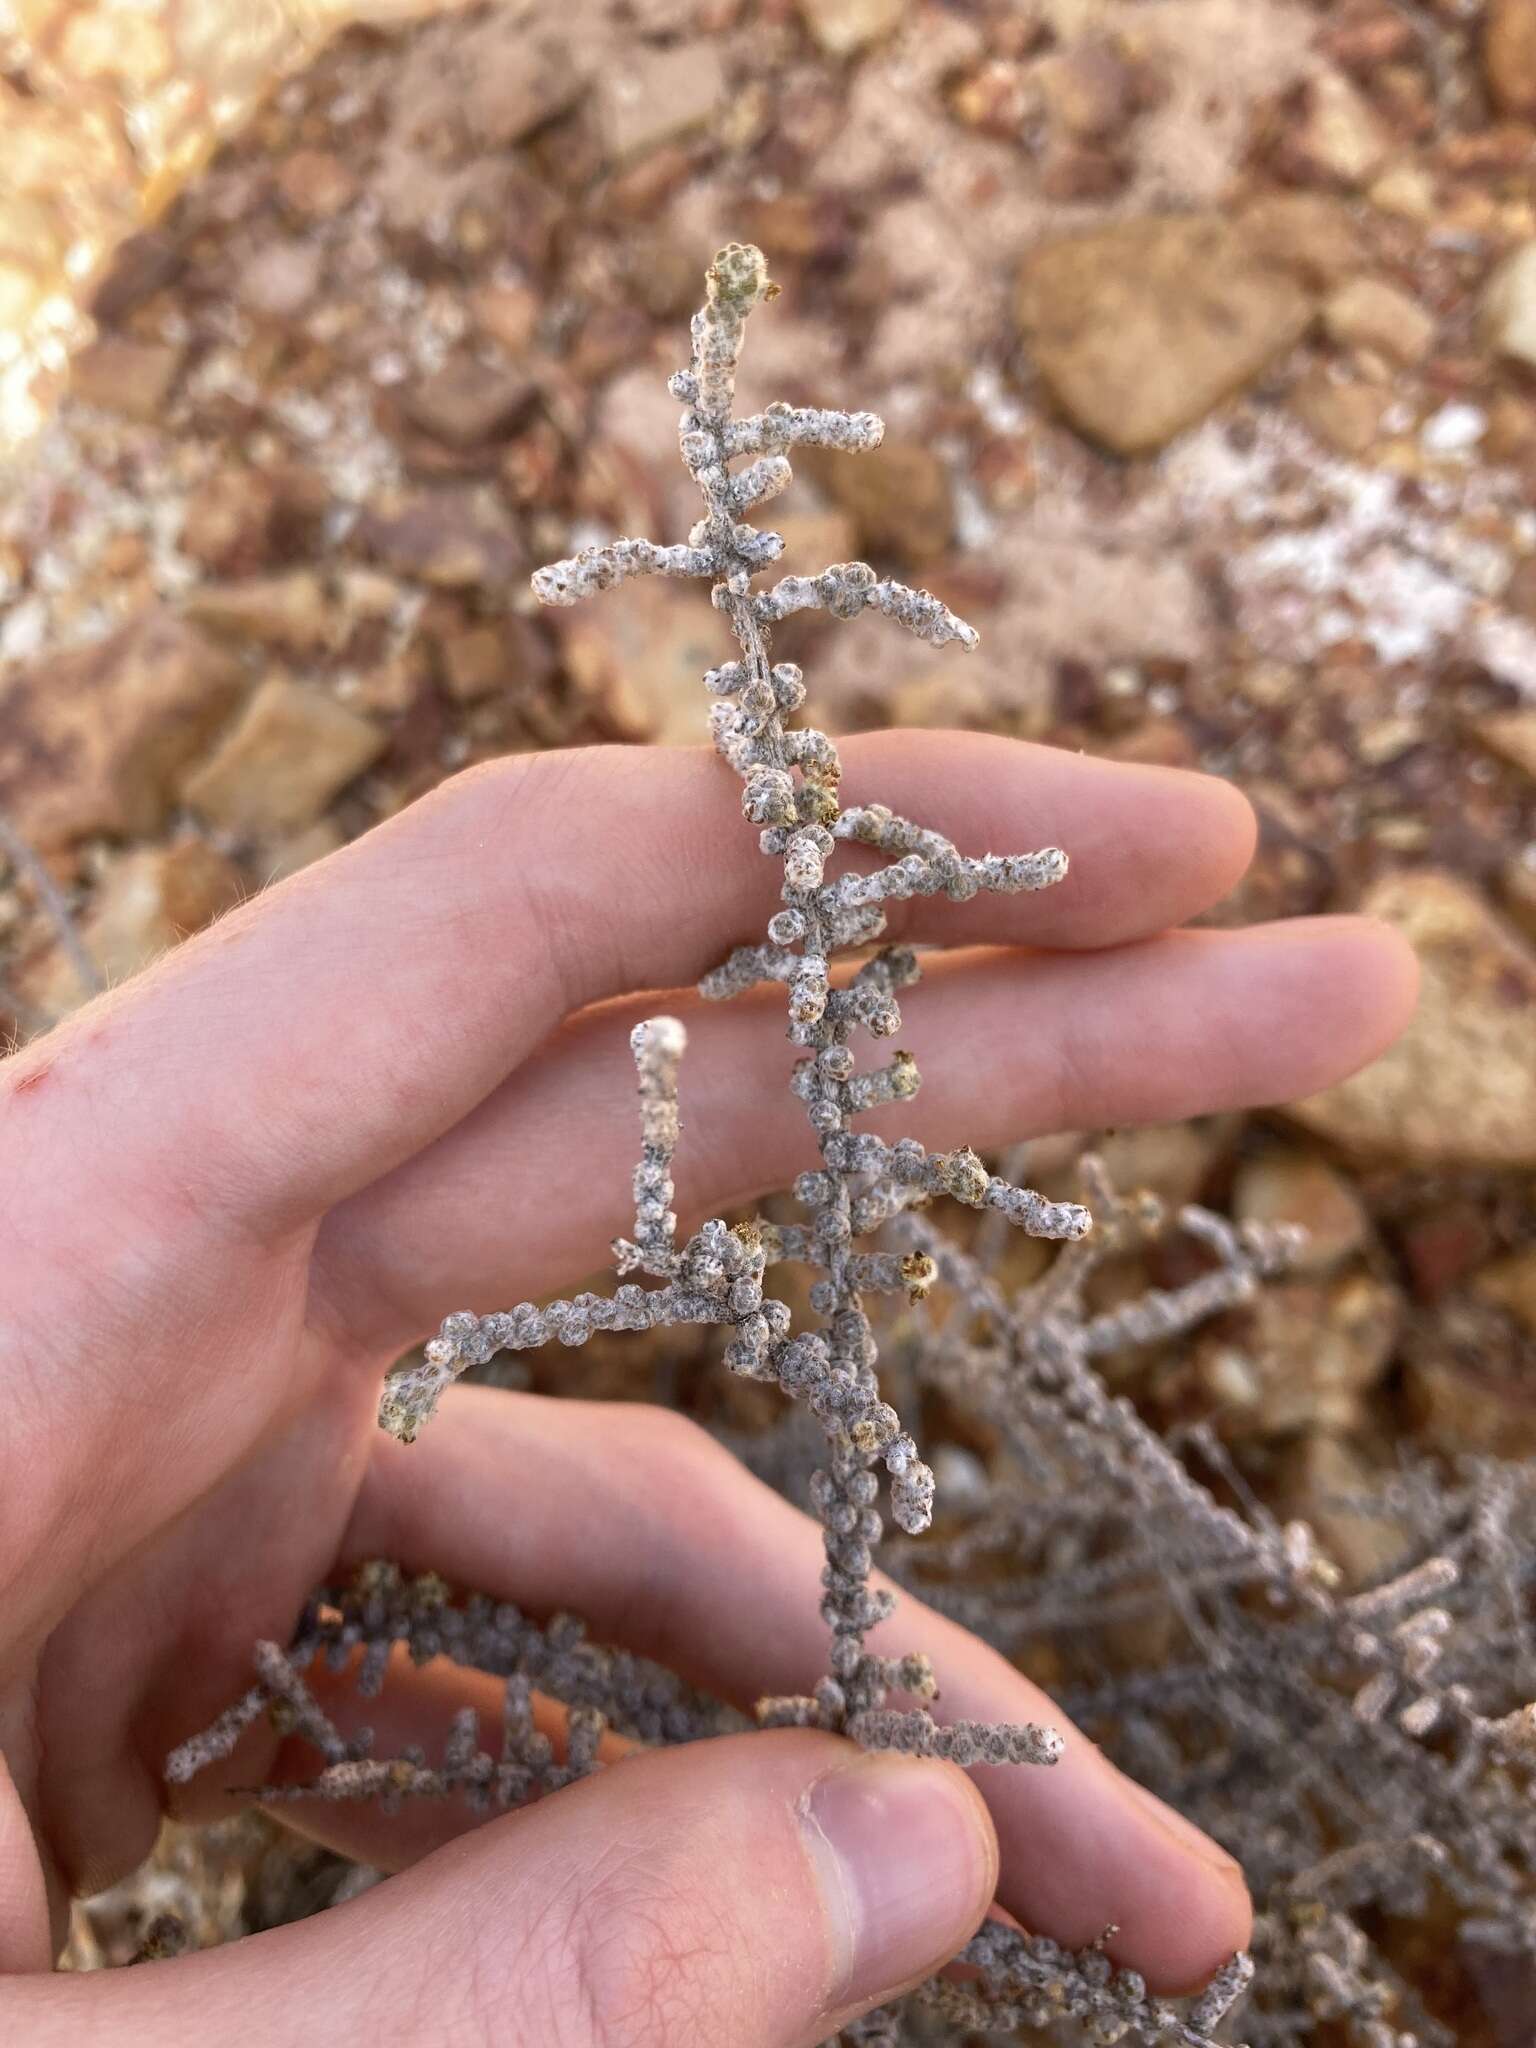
<box><xmin>1289</xmin><ymin>367</ymin><xmax>1390</xmax><ymax>456</ymax></box>
<box><xmin>182</xmin><ymin>571</ymin><xmax>331</xmax><ymax>655</ymax></box>
<box><xmin>1194</xmin><ymin>1272</ymin><xmax>1401</xmax><ymax>1437</ymax></box>
<box><xmin>1470</xmin><ymin>710</ymin><xmax>1536</xmax><ymax>784</ymax></box>
<box><xmin>1238</xmin><ymin>192</ymin><xmax>1363</xmax><ymax>290</ymax></box>
<box><xmin>797</xmin><ymin>0</ymin><xmax>906</xmax><ymax>58</ymax></box>
<box><xmin>356</xmin><ymin>488</ymin><xmax>524</xmax><ymax>590</ymax></box>
<box><xmin>1474</xmin><ymin>1248</ymin><xmax>1536</xmax><ymax>1336</ymax></box>
<box><xmin>1233</xmin><ymin>1148</ymin><xmax>1370</xmax><ymax>1273</ymax></box>
<box><xmin>1399</xmin><ymin>1200</ymin><xmax>1494</xmax><ymax>1304</ymax></box>
<box><xmin>1465</xmin><ymin>1943</ymin><xmax>1536</xmax><ymax>2048</ymax></box>
<box><xmin>1322</xmin><ymin>276</ymin><xmax>1437</xmax><ymax>364</ymax></box>
<box><xmin>276</xmin><ymin>149</ymin><xmax>361</xmax><ymax>219</ymax></box>
<box><xmin>89</xmin><ymin>230</ymin><xmax>183</xmax><ymax>325</ymax></box>
<box><xmin>22</xmin><ymin>837</ymin><xmax>245</xmax><ymax>1018</ymax></box>
<box><xmin>1030</xmin><ymin>39</ymin><xmax>1138</xmax><ymax>141</ymax></box>
<box><xmin>69</xmin><ymin>337</ymin><xmax>183</xmax><ymax>423</ymax></box>
<box><xmin>1039</xmin><ymin>145</ymin><xmax>1131</xmax><ymax>203</ymax></box>
<box><xmin>181</xmin><ymin>677</ymin><xmax>385</xmax><ymax>836</ymax></box>
<box><xmin>1486</xmin><ymin>0</ymin><xmax>1536</xmax><ymax>118</ymax></box>
<box><xmin>800</xmin><ymin>439</ymin><xmax>953</xmax><ymax>564</ymax></box>
<box><xmin>179</xmin><ymin>463</ymin><xmax>327</xmax><ymax>578</ymax></box>
<box><xmin>1288</xmin><ymin>871</ymin><xmax>1536</xmax><ymax>1167</ymax></box>
<box><xmin>1505</xmin><ymin>555</ymin><xmax>1536</xmax><ymax>622</ymax></box>
<box><xmin>463</xmin><ymin>24</ymin><xmax>591</xmax><ymax>146</ymax></box>
<box><xmin>404</xmin><ymin>355</ymin><xmax>538</xmax><ymax>450</ymax></box>
<box><xmin>0</xmin><ymin>611</ymin><xmax>244</xmax><ymax>850</ymax></box>
<box><xmin>1015</xmin><ymin>215</ymin><xmax>1313</xmax><ymax>455</ymax></box>
<box><xmin>596</xmin><ymin>43</ymin><xmax>724</xmax><ymax>159</ymax></box>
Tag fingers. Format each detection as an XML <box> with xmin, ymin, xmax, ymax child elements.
<box><xmin>3</xmin><ymin>736</ymin><xmax>1253</xmax><ymax>1234</ymax></box>
<box><xmin>5</xmin><ymin>1732</ymin><xmax>997</xmax><ymax>2048</ymax></box>
<box><xmin>313</xmin><ymin>917</ymin><xmax>1419</xmax><ymax>1350</ymax></box>
<box><xmin>340</xmin><ymin>1389</ymin><xmax>1252</xmax><ymax>1991</ymax></box>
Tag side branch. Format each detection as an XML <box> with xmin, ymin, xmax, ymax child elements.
<box><xmin>532</xmin><ymin>538</ymin><xmax>716</xmax><ymax>607</ymax></box>
<box><xmin>749</xmin><ymin>563</ymin><xmax>979</xmax><ymax>649</ymax></box>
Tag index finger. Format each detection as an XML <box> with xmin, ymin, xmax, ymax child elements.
<box><xmin>3</xmin><ymin>734</ymin><xmax>1254</xmax><ymax>1233</ymax></box>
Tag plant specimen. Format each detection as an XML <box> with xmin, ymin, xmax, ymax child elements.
<box><xmin>170</xmin><ymin>248</ymin><xmax>1536</xmax><ymax>2048</ymax></box>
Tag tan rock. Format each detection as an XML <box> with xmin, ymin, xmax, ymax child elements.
<box><xmin>441</xmin><ymin>625</ymin><xmax>509</xmax><ymax>704</ymax></box>
<box><xmin>356</xmin><ymin>487</ymin><xmax>524</xmax><ymax>590</ymax></box>
<box><xmin>596</xmin><ymin>43</ymin><xmax>724</xmax><ymax>160</ymax></box>
<box><xmin>182</xmin><ymin>570</ymin><xmax>332</xmax><ymax>655</ymax></box>
<box><xmin>1233</xmin><ymin>1148</ymin><xmax>1370</xmax><ymax>1273</ymax></box>
<box><xmin>801</xmin><ymin>438</ymin><xmax>954</xmax><ymax>564</ymax></box>
<box><xmin>1470</xmin><ymin>711</ymin><xmax>1536</xmax><ymax>785</ymax></box>
<box><xmin>1194</xmin><ymin>1272</ymin><xmax>1401</xmax><ymax>1438</ymax></box>
<box><xmin>1485</xmin><ymin>391</ymin><xmax>1536</xmax><ymax>462</ymax></box>
<box><xmin>1273</xmin><ymin>1433</ymin><xmax>1409</xmax><ymax>1587</ymax></box>
<box><xmin>1289</xmin><ymin>367</ymin><xmax>1390</xmax><ymax>456</ymax></box>
<box><xmin>181</xmin><ymin>677</ymin><xmax>385</xmax><ymax>836</ymax></box>
<box><xmin>69</xmin><ymin>336</ymin><xmax>183</xmax><ymax>423</ymax></box>
<box><xmin>797</xmin><ymin>0</ymin><xmax>906</xmax><ymax>58</ymax></box>
<box><xmin>558</xmin><ymin>579</ymin><xmax>728</xmax><ymax>747</ymax></box>
<box><xmin>1239</xmin><ymin>192</ymin><xmax>1362</xmax><ymax>290</ymax></box>
<box><xmin>1474</xmin><ymin>1248</ymin><xmax>1536</xmax><ymax>1337</ymax></box>
<box><xmin>1368</xmin><ymin>161</ymin><xmax>1437</xmax><ymax>222</ymax></box>
<box><xmin>471</xmin><ymin>281</ymin><xmax>540</xmax><ymax>357</ymax></box>
<box><xmin>1500</xmin><ymin>852</ymin><xmax>1536</xmax><ymax>945</ymax></box>
<box><xmin>0</xmin><ymin>610</ymin><xmax>244</xmax><ymax>850</ymax></box>
<box><xmin>771</xmin><ymin>505</ymin><xmax>861</xmax><ymax>579</ymax></box>
<box><xmin>1281</xmin><ymin>68</ymin><xmax>1392</xmax><ymax>190</ymax></box>
<box><xmin>1015</xmin><ymin>215</ymin><xmax>1313</xmax><ymax>455</ymax></box>
<box><xmin>1481</xmin><ymin>241</ymin><xmax>1536</xmax><ymax>371</ymax></box>
<box><xmin>23</xmin><ymin>837</ymin><xmax>245</xmax><ymax>1017</ymax></box>
<box><xmin>1486</xmin><ymin>0</ymin><xmax>1536</xmax><ymax>118</ymax></box>
<box><xmin>1322</xmin><ymin>276</ymin><xmax>1437</xmax><ymax>364</ymax></box>
<box><xmin>263</xmin><ymin>819</ymin><xmax>346</xmax><ymax>882</ymax></box>
<box><xmin>1289</xmin><ymin>871</ymin><xmax>1536</xmax><ymax>1167</ymax></box>
<box><xmin>1095</xmin><ymin>1116</ymin><xmax>1240</xmax><ymax>1207</ymax></box>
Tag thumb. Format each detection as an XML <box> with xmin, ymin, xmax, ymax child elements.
<box><xmin>4</xmin><ymin>1731</ymin><xmax>998</xmax><ymax>2047</ymax></box>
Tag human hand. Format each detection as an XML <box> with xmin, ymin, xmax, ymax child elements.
<box><xmin>0</xmin><ymin>732</ymin><xmax>1417</xmax><ymax>2045</ymax></box>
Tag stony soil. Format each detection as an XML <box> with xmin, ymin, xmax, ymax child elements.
<box><xmin>4</xmin><ymin>0</ymin><xmax>1536</xmax><ymax>2031</ymax></box>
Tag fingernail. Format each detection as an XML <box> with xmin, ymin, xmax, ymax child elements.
<box><xmin>1124</xmin><ymin>1774</ymin><xmax>1247</xmax><ymax>1884</ymax></box>
<box><xmin>800</xmin><ymin>1754</ymin><xmax>995</xmax><ymax>2010</ymax></box>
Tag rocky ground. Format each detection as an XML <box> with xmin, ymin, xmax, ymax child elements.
<box><xmin>4</xmin><ymin>0</ymin><xmax>1536</xmax><ymax>2021</ymax></box>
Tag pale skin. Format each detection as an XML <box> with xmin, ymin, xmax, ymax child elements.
<box><xmin>0</xmin><ymin>732</ymin><xmax>1418</xmax><ymax>2046</ymax></box>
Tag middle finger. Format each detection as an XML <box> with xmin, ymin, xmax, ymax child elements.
<box><xmin>311</xmin><ymin>917</ymin><xmax>1413</xmax><ymax>1355</ymax></box>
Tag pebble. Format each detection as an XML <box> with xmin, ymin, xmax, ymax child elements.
<box><xmin>1015</xmin><ymin>214</ymin><xmax>1313</xmax><ymax>455</ymax></box>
